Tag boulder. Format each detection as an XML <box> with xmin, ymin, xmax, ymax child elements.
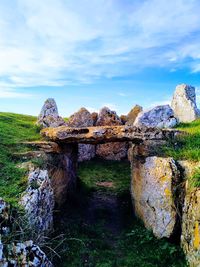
<box><xmin>37</xmin><ymin>98</ymin><xmax>65</xmax><ymax>128</ymax></box>
<box><xmin>131</xmin><ymin>156</ymin><xmax>180</xmax><ymax>238</ymax></box>
<box><xmin>134</xmin><ymin>105</ymin><xmax>177</xmax><ymax>128</ymax></box>
<box><xmin>126</xmin><ymin>105</ymin><xmax>143</xmax><ymax>125</ymax></box>
<box><xmin>120</xmin><ymin>115</ymin><xmax>128</xmax><ymax>125</ymax></box>
<box><xmin>66</xmin><ymin>108</ymin><xmax>96</xmax><ymax>161</ymax></box>
<box><xmin>21</xmin><ymin>169</ymin><xmax>54</xmax><ymax>234</ymax></box>
<box><xmin>171</xmin><ymin>84</ymin><xmax>200</xmax><ymax>122</ymax></box>
<box><xmin>96</xmin><ymin>107</ymin><xmax>128</xmax><ymax>160</ymax></box>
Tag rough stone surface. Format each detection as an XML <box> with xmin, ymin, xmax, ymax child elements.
<box><xmin>47</xmin><ymin>144</ymin><xmax>78</xmax><ymax>207</ymax></box>
<box><xmin>126</xmin><ymin>105</ymin><xmax>143</xmax><ymax>126</ymax></box>
<box><xmin>96</xmin><ymin>107</ymin><xmax>128</xmax><ymax>160</ymax></box>
<box><xmin>21</xmin><ymin>169</ymin><xmax>54</xmax><ymax>233</ymax></box>
<box><xmin>131</xmin><ymin>156</ymin><xmax>180</xmax><ymax>238</ymax></box>
<box><xmin>0</xmin><ymin>198</ymin><xmax>10</xmax><ymax>236</ymax></box>
<box><xmin>66</xmin><ymin>108</ymin><xmax>95</xmax><ymax>161</ymax></box>
<box><xmin>171</xmin><ymin>84</ymin><xmax>200</xmax><ymax>123</ymax></box>
<box><xmin>0</xmin><ymin>240</ymin><xmax>53</xmax><ymax>267</ymax></box>
<box><xmin>120</xmin><ymin>115</ymin><xmax>128</xmax><ymax>125</ymax></box>
<box><xmin>134</xmin><ymin>105</ymin><xmax>178</xmax><ymax>128</ymax></box>
<box><xmin>181</xmin><ymin>188</ymin><xmax>200</xmax><ymax>267</ymax></box>
<box><xmin>41</xmin><ymin>125</ymin><xmax>178</xmax><ymax>144</ymax></box>
<box><xmin>37</xmin><ymin>98</ymin><xmax>65</xmax><ymax>128</ymax></box>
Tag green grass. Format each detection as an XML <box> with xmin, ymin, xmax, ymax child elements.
<box><xmin>53</xmin><ymin>159</ymin><xmax>187</xmax><ymax>267</ymax></box>
<box><xmin>0</xmin><ymin>112</ymin><xmax>40</xmax><ymax>204</ymax></box>
<box><xmin>164</xmin><ymin>119</ymin><xmax>200</xmax><ymax>161</ymax></box>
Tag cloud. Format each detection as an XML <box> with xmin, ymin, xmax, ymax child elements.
<box><xmin>0</xmin><ymin>87</ymin><xmax>33</xmax><ymax>98</ymax></box>
<box><xmin>0</xmin><ymin>0</ymin><xmax>200</xmax><ymax>89</ymax></box>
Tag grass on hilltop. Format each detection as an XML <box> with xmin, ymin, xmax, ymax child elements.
<box><xmin>0</xmin><ymin>112</ymin><xmax>40</xmax><ymax>204</ymax></box>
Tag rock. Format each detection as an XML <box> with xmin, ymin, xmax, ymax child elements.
<box><xmin>66</xmin><ymin>108</ymin><xmax>96</xmax><ymax>162</ymax></box>
<box><xmin>131</xmin><ymin>156</ymin><xmax>180</xmax><ymax>238</ymax></box>
<box><xmin>134</xmin><ymin>105</ymin><xmax>177</xmax><ymax>128</ymax></box>
<box><xmin>21</xmin><ymin>169</ymin><xmax>54</xmax><ymax>234</ymax></box>
<box><xmin>0</xmin><ymin>198</ymin><xmax>10</xmax><ymax>236</ymax></box>
<box><xmin>37</xmin><ymin>98</ymin><xmax>65</xmax><ymax>128</ymax></box>
<box><xmin>0</xmin><ymin>240</ymin><xmax>53</xmax><ymax>266</ymax></box>
<box><xmin>91</xmin><ymin>112</ymin><xmax>98</xmax><ymax>125</ymax></box>
<box><xmin>126</xmin><ymin>105</ymin><xmax>143</xmax><ymax>125</ymax></box>
<box><xmin>96</xmin><ymin>107</ymin><xmax>128</xmax><ymax>160</ymax></box>
<box><xmin>171</xmin><ymin>84</ymin><xmax>200</xmax><ymax>122</ymax></box>
<box><xmin>120</xmin><ymin>115</ymin><xmax>128</xmax><ymax>124</ymax></box>
<box><xmin>178</xmin><ymin>160</ymin><xmax>200</xmax><ymax>266</ymax></box>
<box><xmin>181</xmin><ymin>188</ymin><xmax>200</xmax><ymax>267</ymax></box>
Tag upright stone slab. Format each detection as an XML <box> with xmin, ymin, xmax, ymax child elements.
<box><xmin>96</xmin><ymin>107</ymin><xmax>128</xmax><ymax>160</ymax></box>
<box><xmin>37</xmin><ymin>98</ymin><xmax>65</xmax><ymax>128</ymax></box>
<box><xmin>66</xmin><ymin>108</ymin><xmax>96</xmax><ymax>161</ymax></box>
<box><xmin>171</xmin><ymin>84</ymin><xmax>200</xmax><ymax>122</ymax></box>
<box><xmin>131</xmin><ymin>156</ymin><xmax>180</xmax><ymax>238</ymax></box>
<box><xmin>134</xmin><ymin>105</ymin><xmax>177</xmax><ymax>128</ymax></box>
<box><xmin>47</xmin><ymin>143</ymin><xmax>78</xmax><ymax>207</ymax></box>
<box><xmin>21</xmin><ymin>169</ymin><xmax>54</xmax><ymax>234</ymax></box>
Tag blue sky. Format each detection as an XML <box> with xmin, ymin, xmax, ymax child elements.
<box><xmin>1</xmin><ymin>0</ymin><xmax>200</xmax><ymax>116</ymax></box>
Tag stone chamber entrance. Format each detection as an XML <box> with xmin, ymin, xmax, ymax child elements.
<box><xmin>52</xmin><ymin>158</ymin><xmax>186</xmax><ymax>267</ymax></box>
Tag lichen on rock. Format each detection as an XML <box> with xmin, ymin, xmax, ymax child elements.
<box><xmin>131</xmin><ymin>156</ymin><xmax>180</xmax><ymax>238</ymax></box>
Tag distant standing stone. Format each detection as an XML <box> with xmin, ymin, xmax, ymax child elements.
<box><xmin>37</xmin><ymin>98</ymin><xmax>65</xmax><ymax>128</ymax></box>
<box><xmin>134</xmin><ymin>105</ymin><xmax>177</xmax><ymax>128</ymax></box>
<box><xmin>171</xmin><ymin>84</ymin><xmax>200</xmax><ymax>122</ymax></box>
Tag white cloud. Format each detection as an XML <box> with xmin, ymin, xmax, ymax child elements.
<box><xmin>0</xmin><ymin>87</ymin><xmax>33</xmax><ymax>98</ymax></box>
<box><xmin>0</xmin><ymin>0</ymin><xmax>200</xmax><ymax>89</ymax></box>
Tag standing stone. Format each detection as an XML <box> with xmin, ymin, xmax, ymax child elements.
<box><xmin>134</xmin><ymin>105</ymin><xmax>177</xmax><ymax>128</ymax></box>
<box><xmin>126</xmin><ymin>105</ymin><xmax>143</xmax><ymax>125</ymax></box>
<box><xmin>37</xmin><ymin>98</ymin><xmax>65</xmax><ymax>128</ymax></box>
<box><xmin>171</xmin><ymin>84</ymin><xmax>200</xmax><ymax>122</ymax></box>
<box><xmin>21</xmin><ymin>169</ymin><xmax>54</xmax><ymax>234</ymax></box>
<box><xmin>131</xmin><ymin>156</ymin><xmax>180</xmax><ymax>238</ymax></box>
<box><xmin>96</xmin><ymin>107</ymin><xmax>128</xmax><ymax>160</ymax></box>
<box><xmin>66</xmin><ymin>108</ymin><xmax>96</xmax><ymax>161</ymax></box>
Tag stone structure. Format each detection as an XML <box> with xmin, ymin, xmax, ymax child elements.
<box><xmin>134</xmin><ymin>105</ymin><xmax>177</xmax><ymax>128</ymax></box>
<box><xmin>0</xmin><ymin>198</ymin><xmax>53</xmax><ymax>266</ymax></box>
<box><xmin>126</xmin><ymin>105</ymin><xmax>143</xmax><ymax>125</ymax></box>
<box><xmin>21</xmin><ymin>169</ymin><xmax>54</xmax><ymax>233</ymax></box>
<box><xmin>131</xmin><ymin>156</ymin><xmax>180</xmax><ymax>238</ymax></box>
<box><xmin>96</xmin><ymin>107</ymin><xmax>128</xmax><ymax>160</ymax></box>
<box><xmin>171</xmin><ymin>84</ymin><xmax>200</xmax><ymax>122</ymax></box>
<box><xmin>37</xmin><ymin>98</ymin><xmax>65</xmax><ymax>128</ymax></box>
<box><xmin>66</xmin><ymin>108</ymin><xmax>95</xmax><ymax>161</ymax></box>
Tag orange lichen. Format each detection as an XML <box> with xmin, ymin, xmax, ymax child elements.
<box><xmin>164</xmin><ymin>188</ymin><xmax>172</xmax><ymax>197</ymax></box>
<box><xmin>193</xmin><ymin>221</ymin><xmax>200</xmax><ymax>250</ymax></box>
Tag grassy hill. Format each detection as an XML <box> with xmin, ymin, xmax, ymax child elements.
<box><xmin>0</xmin><ymin>112</ymin><xmax>40</xmax><ymax>204</ymax></box>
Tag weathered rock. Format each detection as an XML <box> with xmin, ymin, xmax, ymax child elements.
<box><xmin>126</xmin><ymin>105</ymin><xmax>143</xmax><ymax>125</ymax></box>
<box><xmin>0</xmin><ymin>198</ymin><xmax>10</xmax><ymax>236</ymax></box>
<box><xmin>37</xmin><ymin>98</ymin><xmax>65</xmax><ymax>128</ymax></box>
<box><xmin>0</xmin><ymin>240</ymin><xmax>53</xmax><ymax>267</ymax></box>
<box><xmin>178</xmin><ymin>161</ymin><xmax>200</xmax><ymax>266</ymax></box>
<box><xmin>47</xmin><ymin>144</ymin><xmax>78</xmax><ymax>207</ymax></box>
<box><xmin>21</xmin><ymin>169</ymin><xmax>54</xmax><ymax>233</ymax></box>
<box><xmin>66</xmin><ymin>108</ymin><xmax>95</xmax><ymax>161</ymax></box>
<box><xmin>120</xmin><ymin>115</ymin><xmax>128</xmax><ymax>125</ymax></box>
<box><xmin>134</xmin><ymin>105</ymin><xmax>177</xmax><ymax>128</ymax></box>
<box><xmin>181</xmin><ymin>188</ymin><xmax>200</xmax><ymax>267</ymax></box>
<box><xmin>91</xmin><ymin>112</ymin><xmax>98</xmax><ymax>125</ymax></box>
<box><xmin>41</xmin><ymin>125</ymin><xmax>178</xmax><ymax>144</ymax></box>
<box><xmin>171</xmin><ymin>84</ymin><xmax>200</xmax><ymax>123</ymax></box>
<box><xmin>96</xmin><ymin>107</ymin><xmax>128</xmax><ymax>160</ymax></box>
<box><xmin>131</xmin><ymin>156</ymin><xmax>180</xmax><ymax>238</ymax></box>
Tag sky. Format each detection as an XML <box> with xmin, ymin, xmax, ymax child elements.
<box><xmin>1</xmin><ymin>0</ymin><xmax>200</xmax><ymax>116</ymax></box>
